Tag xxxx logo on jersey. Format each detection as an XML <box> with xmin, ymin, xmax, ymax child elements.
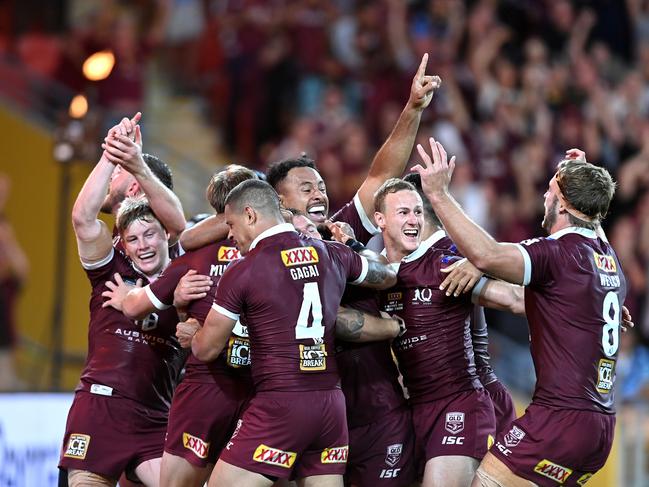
<box><xmin>183</xmin><ymin>432</ymin><xmax>210</xmax><ymax>459</ymax></box>
<box><xmin>281</xmin><ymin>247</ymin><xmax>319</xmax><ymax>266</ymax></box>
<box><xmin>321</xmin><ymin>446</ymin><xmax>348</xmax><ymax>464</ymax></box>
<box><xmin>593</xmin><ymin>252</ymin><xmax>617</xmax><ymax>273</ymax></box>
<box><xmin>253</xmin><ymin>444</ymin><xmax>297</xmax><ymax>468</ymax></box>
<box><xmin>218</xmin><ymin>246</ymin><xmax>240</xmax><ymax>262</ymax></box>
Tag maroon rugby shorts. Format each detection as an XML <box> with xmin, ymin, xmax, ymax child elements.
<box><xmin>218</xmin><ymin>389</ymin><xmax>348</xmax><ymax>480</ymax></box>
<box><xmin>411</xmin><ymin>388</ymin><xmax>496</xmax><ymax>462</ymax></box>
<box><xmin>491</xmin><ymin>403</ymin><xmax>615</xmax><ymax>487</ymax></box>
<box><xmin>59</xmin><ymin>391</ymin><xmax>167</xmax><ymax>480</ymax></box>
<box><xmin>485</xmin><ymin>380</ymin><xmax>517</xmax><ymax>432</ymax></box>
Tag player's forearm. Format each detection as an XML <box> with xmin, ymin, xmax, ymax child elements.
<box><xmin>136</xmin><ymin>168</ymin><xmax>186</xmax><ymax>240</ymax></box>
<box><xmin>336</xmin><ymin>308</ymin><xmax>400</xmax><ymax>342</ymax></box>
<box><xmin>179</xmin><ymin>214</ymin><xmax>229</xmax><ymax>251</ymax></box>
<box><xmin>122</xmin><ymin>287</ymin><xmax>155</xmax><ymax>320</ymax></box>
<box><xmin>477</xmin><ymin>279</ymin><xmax>526</xmax><ymax>316</ymax></box>
<box><xmin>71</xmin><ymin>156</ymin><xmax>114</xmax><ymax>230</ymax></box>
<box><xmin>191</xmin><ymin>328</ymin><xmax>224</xmax><ymax>362</ymax></box>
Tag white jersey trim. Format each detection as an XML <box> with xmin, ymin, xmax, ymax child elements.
<box><xmin>402</xmin><ymin>229</ymin><xmax>447</xmax><ymax>263</ymax></box>
<box><xmin>353</xmin><ymin>193</ymin><xmax>380</xmax><ymax>236</ymax></box>
<box><xmin>145</xmin><ymin>285</ymin><xmax>171</xmax><ymax>310</ymax></box>
<box><xmin>81</xmin><ymin>247</ymin><xmax>115</xmax><ymax>270</ymax></box>
<box><xmin>549</xmin><ymin>226</ymin><xmax>597</xmax><ymax>240</ymax></box>
<box><xmin>514</xmin><ymin>244</ymin><xmax>532</xmax><ymax>286</ymax></box>
<box><xmin>350</xmin><ymin>255</ymin><xmax>369</xmax><ymax>285</ymax></box>
<box><xmin>212</xmin><ymin>303</ymin><xmax>240</xmax><ymax>321</ymax></box>
<box><xmin>249</xmin><ymin>223</ymin><xmax>296</xmax><ymax>251</ymax></box>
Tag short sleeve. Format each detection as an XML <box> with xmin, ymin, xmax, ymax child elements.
<box><xmin>326</xmin><ymin>240</ymin><xmax>368</xmax><ymax>284</ymax></box>
<box><xmin>515</xmin><ymin>237</ymin><xmax>558</xmax><ymax>287</ymax></box>
<box><xmin>212</xmin><ymin>260</ymin><xmax>246</xmax><ymax>321</ymax></box>
<box><xmin>147</xmin><ymin>258</ymin><xmax>190</xmax><ymax>310</ymax></box>
<box><xmin>82</xmin><ymin>248</ymin><xmax>116</xmax><ymax>284</ymax></box>
<box><xmin>331</xmin><ymin>194</ymin><xmax>380</xmax><ymax>245</ymax></box>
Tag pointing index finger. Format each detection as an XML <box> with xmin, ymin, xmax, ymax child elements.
<box><xmin>416</xmin><ymin>53</ymin><xmax>429</xmax><ymax>80</ymax></box>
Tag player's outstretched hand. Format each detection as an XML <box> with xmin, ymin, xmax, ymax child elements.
<box><xmin>440</xmin><ymin>257</ymin><xmax>483</xmax><ymax>297</ymax></box>
<box><xmin>176</xmin><ymin>318</ymin><xmax>201</xmax><ymax>349</ymax></box>
<box><xmin>622</xmin><ymin>305</ymin><xmax>635</xmax><ymax>333</ymax></box>
<box><xmin>409</xmin><ymin>53</ymin><xmax>442</xmax><ymax>111</ymax></box>
<box><xmin>102</xmin><ymin>124</ymin><xmax>146</xmax><ymax>177</ymax></box>
<box><xmin>174</xmin><ymin>269</ymin><xmax>213</xmax><ymax>309</ymax></box>
<box><xmin>326</xmin><ymin>221</ymin><xmax>355</xmax><ymax>244</ymax></box>
<box><xmin>102</xmin><ymin>273</ymin><xmax>142</xmax><ymax>311</ymax></box>
<box><xmin>412</xmin><ymin>137</ymin><xmax>456</xmax><ymax>199</ymax></box>
<box><xmin>565</xmin><ymin>148</ymin><xmax>587</xmax><ymax>163</ymax></box>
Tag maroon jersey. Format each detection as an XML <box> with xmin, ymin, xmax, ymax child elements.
<box><xmin>146</xmin><ymin>239</ymin><xmax>251</xmax><ymax>384</ymax></box>
<box><xmin>435</xmin><ymin>232</ymin><xmax>497</xmax><ymax>386</ymax></box>
<box><xmin>337</xmin><ymin>285</ymin><xmax>406</xmax><ymax>428</ymax></box>
<box><xmin>516</xmin><ymin>227</ymin><xmax>627</xmax><ymax>414</ymax></box>
<box><xmin>331</xmin><ymin>194</ymin><xmax>380</xmax><ymax>245</ymax></box>
<box><xmin>213</xmin><ymin>223</ymin><xmax>368</xmax><ymax>392</ymax></box>
<box><xmin>381</xmin><ymin>233</ymin><xmax>482</xmax><ymax>404</ymax></box>
<box><xmin>79</xmin><ymin>247</ymin><xmax>184</xmax><ymax>413</ymax></box>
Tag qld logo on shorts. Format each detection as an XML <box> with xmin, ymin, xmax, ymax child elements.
<box><xmin>384</xmin><ymin>443</ymin><xmax>403</xmax><ymax>467</ymax></box>
<box><xmin>64</xmin><ymin>433</ymin><xmax>90</xmax><ymax>459</ymax></box>
<box><xmin>253</xmin><ymin>444</ymin><xmax>297</xmax><ymax>468</ymax></box>
<box><xmin>281</xmin><ymin>247</ymin><xmax>319</xmax><ymax>266</ymax></box>
<box><xmin>503</xmin><ymin>425</ymin><xmax>526</xmax><ymax>448</ymax></box>
<box><xmin>444</xmin><ymin>412</ymin><xmax>465</xmax><ymax>434</ymax></box>
<box><xmin>321</xmin><ymin>446</ymin><xmax>348</xmax><ymax>464</ymax></box>
<box><xmin>534</xmin><ymin>459</ymin><xmax>573</xmax><ymax>484</ymax></box>
<box><xmin>183</xmin><ymin>432</ymin><xmax>210</xmax><ymax>459</ymax></box>
<box><xmin>218</xmin><ymin>246</ymin><xmax>240</xmax><ymax>262</ymax></box>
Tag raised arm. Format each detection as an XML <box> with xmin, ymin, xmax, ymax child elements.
<box><xmin>355</xmin><ymin>54</ymin><xmax>441</xmax><ymax>218</ymax></box>
<box><xmin>191</xmin><ymin>306</ymin><xmax>236</xmax><ymax>362</ymax></box>
<box><xmin>179</xmin><ymin>214</ymin><xmax>229</xmax><ymax>251</ymax></box>
<box><xmin>104</xmin><ymin>118</ymin><xmax>186</xmax><ymax>242</ymax></box>
<box><xmin>335</xmin><ymin>307</ymin><xmax>404</xmax><ymax>342</ymax></box>
<box><xmin>474</xmin><ymin>279</ymin><xmax>526</xmax><ymax>316</ymax></box>
<box><xmin>71</xmin><ymin>155</ymin><xmax>116</xmax><ymax>263</ymax></box>
<box><xmin>413</xmin><ymin>138</ymin><xmax>525</xmax><ymax>284</ymax></box>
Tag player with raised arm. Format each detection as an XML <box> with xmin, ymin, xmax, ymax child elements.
<box><xmin>190</xmin><ymin>180</ymin><xmax>396</xmax><ymax>487</ymax></box>
<box><xmin>179</xmin><ymin>53</ymin><xmax>441</xmax><ymax>250</ymax></box>
<box><xmin>414</xmin><ymin>140</ymin><xmax>627</xmax><ymax>487</ymax></box>
<box><xmin>374</xmin><ymin>178</ymin><xmax>496</xmax><ymax>487</ymax></box>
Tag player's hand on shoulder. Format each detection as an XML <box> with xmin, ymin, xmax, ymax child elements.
<box><xmin>102</xmin><ymin>273</ymin><xmax>142</xmax><ymax>311</ymax></box>
<box><xmin>173</xmin><ymin>269</ymin><xmax>213</xmax><ymax>309</ymax></box>
<box><xmin>176</xmin><ymin>318</ymin><xmax>201</xmax><ymax>348</ymax></box>
<box><xmin>325</xmin><ymin>220</ymin><xmax>355</xmax><ymax>244</ymax></box>
<box><xmin>440</xmin><ymin>257</ymin><xmax>483</xmax><ymax>297</ymax></box>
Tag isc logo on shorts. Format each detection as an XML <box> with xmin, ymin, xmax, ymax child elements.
<box><xmin>596</xmin><ymin>359</ymin><xmax>614</xmax><ymax>393</ymax></box>
<box><xmin>281</xmin><ymin>247</ymin><xmax>319</xmax><ymax>266</ymax></box>
<box><xmin>321</xmin><ymin>446</ymin><xmax>348</xmax><ymax>463</ymax></box>
<box><xmin>183</xmin><ymin>432</ymin><xmax>210</xmax><ymax>459</ymax></box>
<box><xmin>64</xmin><ymin>433</ymin><xmax>90</xmax><ymax>459</ymax></box>
<box><xmin>593</xmin><ymin>252</ymin><xmax>617</xmax><ymax>273</ymax></box>
<box><xmin>534</xmin><ymin>459</ymin><xmax>573</xmax><ymax>484</ymax></box>
<box><xmin>253</xmin><ymin>444</ymin><xmax>296</xmax><ymax>468</ymax></box>
<box><xmin>218</xmin><ymin>246</ymin><xmax>240</xmax><ymax>262</ymax></box>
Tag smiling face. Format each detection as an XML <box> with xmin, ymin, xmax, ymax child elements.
<box><xmin>375</xmin><ymin>190</ymin><xmax>424</xmax><ymax>262</ymax></box>
<box><xmin>276</xmin><ymin>167</ymin><xmax>329</xmax><ymax>223</ymax></box>
<box><xmin>121</xmin><ymin>217</ymin><xmax>169</xmax><ymax>276</ymax></box>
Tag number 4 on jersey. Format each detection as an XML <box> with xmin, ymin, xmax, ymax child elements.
<box><xmin>295</xmin><ymin>282</ymin><xmax>324</xmax><ymax>339</ymax></box>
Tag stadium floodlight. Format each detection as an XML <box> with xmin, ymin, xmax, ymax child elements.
<box><xmin>82</xmin><ymin>50</ymin><xmax>115</xmax><ymax>81</ymax></box>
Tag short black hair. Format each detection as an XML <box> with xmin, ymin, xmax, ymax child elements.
<box><xmin>143</xmin><ymin>153</ymin><xmax>174</xmax><ymax>190</ymax></box>
<box><xmin>266</xmin><ymin>155</ymin><xmax>317</xmax><ymax>190</ymax></box>
<box><xmin>402</xmin><ymin>172</ymin><xmax>442</xmax><ymax>229</ymax></box>
<box><xmin>224</xmin><ymin>179</ymin><xmax>283</xmax><ymax>219</ymax></box>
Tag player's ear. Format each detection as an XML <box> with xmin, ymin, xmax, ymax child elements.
<box><xmin>244</xmin><ymin>206</ymin><xmax>256</xmax><ymax>224</ymax></box>
<box><xmin>374</xmin><ymin>211</ymin><xmax>386</xmax><ymax>230</ymax></box>
<box><xmin>126</xmin><ymin>179</ymin><xmax>140</xmax><ymax>197</ymax></box>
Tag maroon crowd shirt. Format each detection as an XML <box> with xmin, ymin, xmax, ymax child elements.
<box><xmin>79</xmin><ymin>247</ymin><xmax>185</xmax><ymax>413</ymax></box>
<box><xmin>380</xmin><ymin>231</ymin><xmax>482</xmax><ymax>404</ymax></box>
<box><xmin>146</xmin><ymin>238</ymin><xmax>251</xmax><ymax>384</ymax></box>
<box><xmin>516</xmin><ymin>227</ymin><xmax>627</xmax><ymax>414</ymax></box>
<box><xmin>213</xmin><ymin>223</ymin><xmax>368</xmax><ymax>393</ymax></box>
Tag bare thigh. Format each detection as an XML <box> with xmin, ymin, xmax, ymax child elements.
<box><xmin>160</xmin><ymin>451</ymin><xmax>213</xmax><ymax>487</ymax></box>
<box><xmin>68</xmin><ymin>469</ymin><xmax>116</xmax><ymax>487</ymax></box>
<box><xmin>423</xmin><ymin>455</ymin><xmax>479</xmax><ymax>487</ymax></box>
<box><xmin>470</xmin><ymin>452</ymin><xmax>537</xmax><ymax>487</ymax></box>
<box><xmin>208</xmin><ymin>459</ymin><xmax>275</xmax><ymax>487</ymax></box>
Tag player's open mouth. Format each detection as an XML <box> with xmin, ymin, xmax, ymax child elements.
<box><xmin>403</xmin><ymin>228</ymin><xmax>419</xmax><ymax>239</ymax></box>
<box><xmin>307</xmin><ymin>205</ymin><xmax>327</xmax><ymax>221</ymax></box>
<box><xmin>138</xmin><ymin>251</ymin><xmax>156</xmax><ymax>262</ymax></box>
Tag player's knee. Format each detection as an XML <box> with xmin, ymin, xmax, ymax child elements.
<box><xmin>473</xmin><ymin>467</ymin><xmax>505</xmax><ymax>487</ymax></box>
<box><xmin>68</xmin><ymin>469</ymin><xmax>115</xmax><ymax>487</ymax></box>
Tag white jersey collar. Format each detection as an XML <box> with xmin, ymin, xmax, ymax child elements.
<box><xmin>249</xmin><ymin>223</ymin><xmax>297</xmax><ymax>251</ymax></box>
<box><xmin>549</xmin><ymin>226</ymin><xmax>597</xmax><ymax>240</ymax></box>
<box><xmin>402</xmin><ymin>229</ymin><xmax>447</xmax><ymax>263</ymax></box>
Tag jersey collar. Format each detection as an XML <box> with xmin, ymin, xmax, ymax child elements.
<box><xmin>249</xmin><ymin>223</ymin><xmax>297</xmax><ymax>251</ymax></box>
<box><xmin>402</xmin><ymin>229</ymin><xmax>447</xmax><ymax>263</ymax></box>
<box><xmin>549</xmin><ymin>226</ymin><xmax>597</xmax><ymax>240</ymax></box>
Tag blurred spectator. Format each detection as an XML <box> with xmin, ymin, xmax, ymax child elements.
<box><xmin>0</xmin><ymin>175</ymin><xmax>28</xmax><ymax>391</ymax></box>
